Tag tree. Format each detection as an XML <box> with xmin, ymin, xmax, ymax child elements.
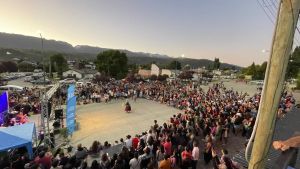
<box><xmin>296</xmin><ymin>73</ymin><xmax>300</xmax><ymax>89</ymax></box>
<box><xmin>286</xmin><ymin>46</ymin><xmax>300</xmax><ymax>79</ymax></box>
<box><xmin>140</xmin><ymin>64</ymin><xmax>151</xmax><ymax>70</ymax></box>
<box><xmin>128</xmin><ymin>64</ymin><xmax>139</xmax><ymax>73</ymax></box>
<box><xmin>18</xmin><ymin>62</ymin><xmax>36</xmax><ymax>72</ymax></box>
<box><xmin>242</xmin><ymin>62</ymin><xmax>267</xmax><ymax>80</ymax></box>
<box><xmin>182</xmin><ymin>64</ymin><xmax>191</xmax><ymax>71</ymax></box>
<box><xmin>167</xmin><ymin>60</ymin><xmax>181</xmax><ymax>70</ymax></box>
<box><xmin>213</xmin><ymin>58</ymin><xmax>221</xmax><ymax>69</ymax></box>
<box><xmin>96</xmin><ymin>50</ymin><xmax>128</xmax><ymax>79</ymax></box>
<box><xmin>246</xmin><ymin>62</ymin><xmax>257</xmax><ymax>76</ymax></box>
<box><xmin>1</xmin><ymin>61</ymin><xmax>18</xmax><ymax>72</ymax></box>
<box><xmin>0</xmin><ymin>63</ymin><xmax>6</xmax><ymax>73</ymax></box>
<box><xmin>256</xmin><ymin>61</ymin><xmax>267</xmax><ymax>80</ymax></box>
<box><xmin>157</xmin><ymin>74</ymin><xmax>168</xmax><ymax>81</ymax></box>
<box><xmin>76</xmin><ymin>60</ymin><xmax>87</xmax><ymax>70</ymax></box>
<box><xmin>92</xmin><ymin>74</ymin><xmax>109</xmax><ymax>84</ymax></box>
<box><xmin>125</xmin><ymin>73</ymin><xmax>136</xmax><ymax>82</ymax></box>
<box><xmin>178</xmin><ymin>71</ymin><xmax>194</xmax><ymax>80</ymax></box>
<box><xmin>50</xmin><ymin>54</ymin><xmax>68</xmax><ymax>77</ymax></box>
<box><xmin>149</xmin><ymin>75</ymin><xmax>157</xmax><ymax>81</ymax></box>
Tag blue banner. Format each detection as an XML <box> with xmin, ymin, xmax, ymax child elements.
<box><xmin>67</xmin><ymin>85</ymin><xmax>75</xmax><ymax>101</ymax></box>
<box><xmin>0</xmin><ymin>91</ymin><xmax>9</xmax><ymax>125</ymax></box>
<box><xmin>66</xmin><ymin>96</ymin><xmax>76</xmax><ymax>135</ymax></box>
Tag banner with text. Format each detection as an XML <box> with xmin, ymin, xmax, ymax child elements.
<box><xmin>66</xmin><ymin>85</ymin><xmax>76</xmax><ymax>135</ymax></box>
<box><xmin>0</xmin><ymin>91</ymin><xmax>9</xmax><ymax>125</ymax></box>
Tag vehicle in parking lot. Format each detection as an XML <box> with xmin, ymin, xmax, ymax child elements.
<box><xmin>59</xmin><ymin>78</ymin><xmax>76</xmax><ymax>84</ymax></box>
<box><xmin>24</xmin><ymin>76</ymin><xmax>33</xmax><ymax>82</ymax></box>
<box><xmin>31</xmin><ymin>78</ymin><xmax>51</xmax><ymax>85</ymax></box>
<box><xmin>0</xmin><ymin>85</ymin><xmax>24</xmax><ymax>92</ymax></box>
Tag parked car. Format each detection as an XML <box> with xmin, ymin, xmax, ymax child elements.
<box><xmin>59</xmin><ymin>78</ymin><xmax>76</xmax><ymax>84</ymax></box>
<box><xmin>31</xmin><ymin>78</ymin><xmax>51</xmax><ymax>85</ymax></box>
<box><xmin>24</xmin><ymin>76</ymin><xmax>33</xmax><ymax>82</ymax></box>
<box><xmin>0</xmin><ymin>85</ymin><xmax>24</xmax><ymax>92</ymax></box>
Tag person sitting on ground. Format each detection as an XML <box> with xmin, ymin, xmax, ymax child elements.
<box><xmin>50</xmin><ymin>159</ymin><xmax>61</xmax><ymax>169</ymax></box>
<box><xmin>90</xmin><ymin>160</ymin><xmax>100</xmax><ymax>169</ymax></box>
<box><xmin>89</xmin><ymin>141</ymin><xmax>101</xmax><ymax>154</ymax></box>
<box><xmin>212</xmin><ymin>148</ymin><xmax>239</xmax><ymax>169</ymax></box>
<box><xmin>273</xmin><ymin>135</ymin><xmax>300</xmax><ymax>151</ymax></box>
<box><xmin>100</xmin><ymin>153</ymin><xmax>111</xmax><ymax>169</ymax></box>
<box><xmin>75</xmin><ymin>144</ymin><xmax>87</xmax><ymax>160</ymax></box>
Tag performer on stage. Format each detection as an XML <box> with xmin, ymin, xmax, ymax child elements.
<box><xmin>124</xmin><ymin>99</ymin><xmax>131</xmax><ymax>113</ymax></box>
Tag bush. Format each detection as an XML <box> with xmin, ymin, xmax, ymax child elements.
<box><xmin>150</xmin><ymin>75</ymin><xmax>157</xmax><ymax>81</ymax></box>
<box><xmin>296</xmin><ymin>74</ymin><xmax>300</xmax><ymax>89</ymax></box>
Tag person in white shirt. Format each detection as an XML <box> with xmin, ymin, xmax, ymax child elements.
<box><xmin>125</xmin><ymin>135</ymin><xmax>132</xmax><ymax>148</ymax></box>
<box><xmin>129</xmin><ymin>152</ymin><xmax>141</xmax><ymax>169</ymax></box>
<box><xmin>192</xmin><ymin>142</ymin><xmax>200</xmax><ymax>169</ymax></box>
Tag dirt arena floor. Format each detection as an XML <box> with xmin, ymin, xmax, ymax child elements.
<box><xmin>71</xmin><ymin>99</ymin><xmax>182</xmax><ymax>147</ymax></box>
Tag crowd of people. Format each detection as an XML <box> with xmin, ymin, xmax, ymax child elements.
<box><xmin>1</xmin><ymin>86</ymin><xmax>46</xmax><ymax>126</ymax></box>
<box><xmin>0</xmin><ymin>79</ymin><xmax>296</xmax><ymax>169</ymax></box>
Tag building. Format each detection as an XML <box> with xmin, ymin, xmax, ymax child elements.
<box><xmin>212</xmin><ymin>69</ymin><xmax>222</xmax><ymax>76</ymax></box>
<box><xmin>151</xmin><ymin>64</ymin><xmax>160</xmax><ymax>76</ymax></box>
<box><xmin>84</xmin><ymin>63</ymin><xmax>96</xmax><ymax>70</ymax></box>
<box><xmin>63</xmin><ymin>69</ymin><xmax>83</xmax><ymax>79</ymax></box>
<box><xmin>138</xmin><ymin>64</ymin><xmax>179</xmax><ymax>79</ymax></box>
<box><xmin>138</xmin><ymin>69</ymin><xmax>151</xmax><ymax>78</ymax></box>
<box><xmin>161</xmin><ymin>69</ymin><xmax>172</xmax><ymax>77</ymax></box>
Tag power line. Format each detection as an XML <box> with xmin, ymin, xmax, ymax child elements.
<box><xmin>262</xmin><ymin>0</ymin><xmax>278</xmax><ymax>18</ymax></box>
<box><xmin>257</xmin><ymin>0</ymin><xmax>300</xmax><ymax>46</ymax></box>
<box><xmin>256</xmin><ymin>0</ymin><xmax>276</xmax><ymax>24</ymax></box>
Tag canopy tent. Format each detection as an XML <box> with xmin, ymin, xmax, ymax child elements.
<box><xmin>0</xmin><ymin>123</ymin><xmax>36</xmax><ymax>159</ymax></box>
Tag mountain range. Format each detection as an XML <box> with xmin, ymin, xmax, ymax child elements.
<box><xmin>0</xmin><ymin>32</ymin><xmax>241</xmax><ymax>69</ymax></box>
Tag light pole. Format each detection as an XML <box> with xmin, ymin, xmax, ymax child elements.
<box><xmin>39</xmin><ymin>33</ymin><xmax>46</xmax><ymax>87</ymax></box>
<box><xmin>39</xmin><ymin>33</ymin><xmax>51</xmax><ymax>142</ymax></box>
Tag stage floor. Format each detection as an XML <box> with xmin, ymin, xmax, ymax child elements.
<box><xmin>70</xmin><ymin>99</ymin><xmax>182</xmax><ymax>147</ymax></box>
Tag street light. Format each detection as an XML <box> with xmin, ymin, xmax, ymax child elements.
<box><xmin>39</xmin><ymin>33</ymin><xmax>46</xmax><ymax>87</ymax></box>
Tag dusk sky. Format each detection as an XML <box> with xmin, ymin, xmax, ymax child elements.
<box><xmin>0</xmin><ymin>0</ymin><xmax>286</xmax><ymax>66</ymax></box>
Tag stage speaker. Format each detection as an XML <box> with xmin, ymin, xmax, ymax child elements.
<box><xmin>54</xmin><ymin>109</ymin><xmax>63</xmax><ymax>119</ymax></box>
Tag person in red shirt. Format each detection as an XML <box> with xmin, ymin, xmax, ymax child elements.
<box><xmin>163</xmin><ymin>138</ymin><xmax>172</xmax><ymax>156</ymax></box>
<box><xmin>132</xmin><ymin>134</ymin><xmax>140</xmax><ymax>150</ymax></box>
<box><xmin>181</xmin><ymin>147</ymin><xmax>192</xmax><ymax>169</ymax></box>
<box><xmin>34</xmin><ymin>151</ymin><xmax>52</xmax><ymax>169</ymax></box>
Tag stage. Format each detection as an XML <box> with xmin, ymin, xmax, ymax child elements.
<box><xmin>70</xmin><ymin>99</ymin><xmax>182</xmax><ymax>147</ymax></box>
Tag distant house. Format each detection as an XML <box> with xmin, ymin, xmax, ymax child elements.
<box><xmin>151</xmin><ymin>64</ymin><xmax>160</xmax><ymax>76</ymax></box>
<box><xmin>84</xmin><ymin>64</ymin><xmax>96</xmax><ymax>70</ymax></box>
<box><xmin>139</xmin><ymin>64</ymin><xmax>178</xmax><ymax>79</ymax></box>
<box><xmin>213</xmin><ymin>69</ymin><xmax>222</xmax><ymax>76</ymax></box>
<box><xmin>138</xmin><ymin>69</ymin><xmax>151</xmax><ymax>78</ymax></box>
<box><xmin>63</xmin><ymin>69</ymin><xmax>83</xmax><ymax>79</ymax></box>
<box><xmin>62</xmin><ymin>69</ymin><xmax>98</xmax><ymax>79</ymax></box>
<box><xmin>161</xmin><ymin>69</ymin><xmax>172</xmax><ymax>77</ymax></box>
<box><xmin>19</xmin><ymin>60</ymin><xmax>37</xmax><ymax>66</ymax></box>
<box><xmin>245</xmin><ymin>75</ymin><xmax>252</xmax><ymax>80</ymax></box>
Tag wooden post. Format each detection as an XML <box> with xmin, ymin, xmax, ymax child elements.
<box><xmin>249</xmin><ymin>0</ymin><xmax>300</xmax><ymax>168</ymax></box>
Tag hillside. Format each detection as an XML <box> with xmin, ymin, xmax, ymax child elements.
<box><xmin>0</xmin><ymin>32</ymin><xmax>242</xmax><ymax>69</ymax></box>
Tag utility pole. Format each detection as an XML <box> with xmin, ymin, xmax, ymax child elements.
<box><xmin>39</xmin><ymin>33</ymin><xmax>45</xmax><ymax>86</ymax></box>
<box><xmin>249</xmin><ymin>0</ymin><xmax>300</xmax><ymax>169</ymax></box>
